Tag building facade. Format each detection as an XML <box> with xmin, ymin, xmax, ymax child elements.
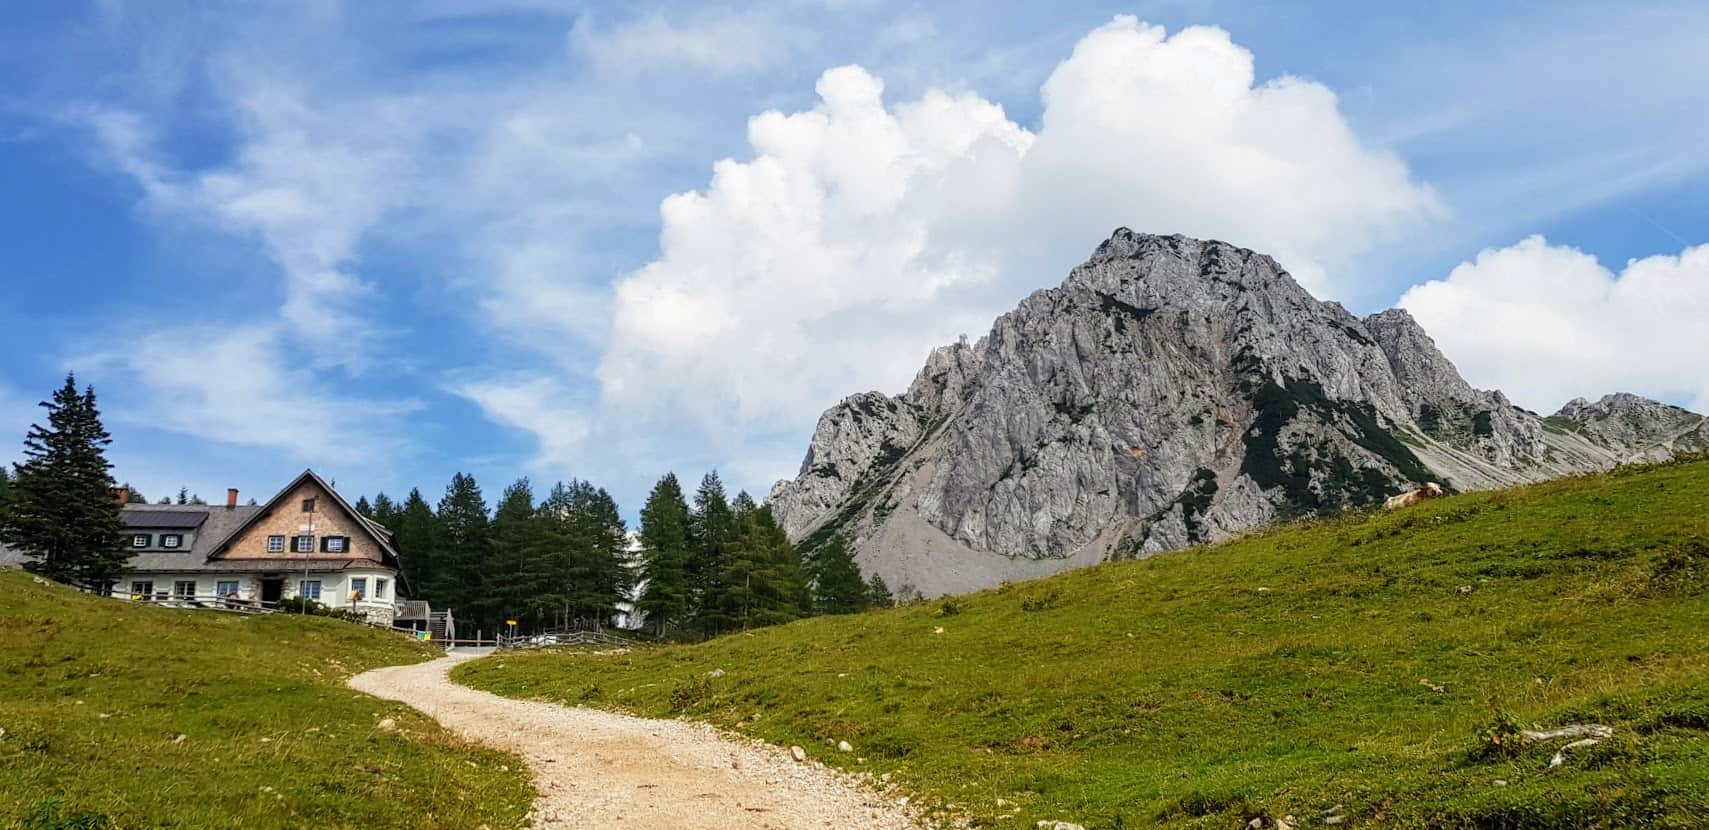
<box><xmin>113</xmin><ymin>470</ymin><xmax>404</xmax><ymax>625</ymax></box>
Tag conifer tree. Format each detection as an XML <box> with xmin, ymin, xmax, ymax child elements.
<box><xmin>636</xmin><ymin>473</ymin><xmax>692</xmax><ymax>637</ymax></box>
<box><xmin>717</xmin><ymin>506</ymin><xmax>812</xmax><ymax>630</ymax></box>
<box><xmin>0</xmin><ymin>467</ymin><xmax>12</xmax><ymax>517</ymax></box>
<box><xmin>0</xmin><ymin>374</ymin><xmax>127</xmax><ymax>585</ymax></box>
<box><xmin>354</xmin><ymin>495</ymin><xmax>373</xmax><ymax>517</ymax></box>
<box><xmin>484</xmin><ymin>478</ymin><xmax>543</xmax><ymax>633</ymax></box>
<box><xmin>866</xmin><ymin>573</ymin><xmax>895</xmax><ymax>608</ymax></box>
<box><xmin>687</xmin><ymin>471</ymin><xmax>736</xmax><ymax>630</ymax></box>
<box><xmin>435</xmin><ymin>472</ymin><xmax>491</xmax><ymax>625</ymax></box>
<box><xmin>394</xmin><ymin>488</ymin><xmax>438</xmax><ymax>600</ymax></box>
<box><xmin>371</xmin><ymin>492</ymin><xmax>400</xmax><ymax>532</ymax></box>
<box><xmin>811</xmin><ymin>534</ymin><xmax>869</xmax><ymax>615</ymax></box>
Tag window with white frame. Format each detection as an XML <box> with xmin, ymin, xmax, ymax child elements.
<box><xmin>374</xmin><ymin>578</ymin><xmax>388</xmax><ymax>599</ymax></box>
<box><xmin>173</xmin><ymin>580</ymin><xmax>196</xmax><ymax>599</ymax></box>
<box><xmin>293</xmin><ymin>535</ymin><xmax>314</xmax><ymax>553</ymax></box>
<box><xmin>325</xmin><ymin>536</ymin><xmax>347</xmax><ymax>553</ymax></box>
<box><xmin>267</xmin><ymin>535</ymin><xmax>286</xmax><ymax>553</ymax></box>
<box><xmin>131</xmin><ymin>534</ymin><xmax>151</xmax><ymax>549</ymax></box>
<box><xmin>130</xmin><ymin>581</ymin><xmax>153</xmax><ymax>598</ymax></box>
<box><xmin>298</xmin><ymin>580</ymin><xmax>321</xmax><ymax>601</ymax></box>
<box><xmin>216</xmin><ymin>580</ymin><xmax>240</xmax><ymax>597</ymax></box>
<box><xmin>161</xmin><ymin>534</ymin><xmax>183</xmax><ymax>549</ymax></box>
<box><xmin>350</xmin><ymin>577</ymin><xmax>367</xmax><ymax>601</ymax></box>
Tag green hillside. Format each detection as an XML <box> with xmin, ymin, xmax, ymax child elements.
<box><xmin>460</xmin><ymin>458</ymin><xmax>1709</xmax><ymax>829</ymax></box>
<box><xmin>0</xmin><ymin>573</ymin><xmax>529</xmax><ymax>829</ymax></box>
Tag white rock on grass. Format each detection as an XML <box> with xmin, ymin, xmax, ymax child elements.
<box><xmin>789</xmin><ymin>745</ymin><xmax>806</xmax><ymax>762</ymax></box>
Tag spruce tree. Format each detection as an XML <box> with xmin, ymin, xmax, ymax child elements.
<box><xmin>812</xmin><ymin>534</ymin><xmax>869</xmax><ymax>615</ymax></box>
<box><xmin>866</xmin><ymin>573</ymin><xmax>895</xmax><ymax>608</ymax></box>
<box><xmin>687</xmin><ymin>471</ymin><xmax>736</xmax><ymax>631</ymax></box>
<box><xmin>636</xmin><ymin>473</ymin><xmax>692</xmax><ymax>637</ymax></box>
<box><xmin>354</xmin><ymin>495</ymin><xmax>373</xmax><ymax>517</ymax></box>
<box><xmin>371</xmin><ymin>492</ymin><xmax>400</xmax><ymax>532</ymax></box>
<box><xmin>485</xmin><ymin>478</ymin><xmax>545</xmax><ymax>632</ymax></box>
<box><xmin>584</xmin><ymin>486</ymin><xmax>634</xmax><ymax>623</ymax></box>
<box><xmin>0</xmin><ymin>374</ymin><xmax>128</xmax><ymax>585</ymax></box>
<box><xmin>435</xmin><ymin>473</ymin><xmax>491</xmax><ymax>628</ymax></box>
<box><xmin>176</xmin><ymin>487</ymin><xmax>189</xmax><ymax>505</ymax></box>
<box><xmin>717</xmin><ymin>506</ymin><xmax>812</xmax><ymax>630</ymax></box>
<box><xmin>394</xmin><ymin>488</ymin><xmax>438</xmax><ymax>600</ymax></box>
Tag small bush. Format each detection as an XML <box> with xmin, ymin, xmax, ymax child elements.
<box><xmin>938</xmin><ymin>598</ymin><xmax>964</xmax><ymax>616</ymax></box>
<box><xmin>1472</xmin><ymin>706</ymin><xmax>1525</xmax><ymax>760</ymax></box>
<box><xmin>1020</xmin><ymin>590</ymin><xmax>1062</xmax><ymax>612</ymax></box>
<box><xmin>669</xmin><ymin>676</ymin><xmax>714</xmax><ymax>713</ymax></box>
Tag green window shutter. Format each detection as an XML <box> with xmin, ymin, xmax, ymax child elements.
<box><xmin>319</xmin><ymin>536</ymin><xmax>330</xmax><ymax>552</ymax></box>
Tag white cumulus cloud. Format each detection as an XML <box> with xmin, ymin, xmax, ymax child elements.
<box><xmin>586</xmin><ymin>16</ymin><xmax>1441</xmax><ymax>464</ymax></box>
<box><xmin>1400</xmin><ymin>236</ymin><xmax>1709</xmax><ymax>414</ymax></box>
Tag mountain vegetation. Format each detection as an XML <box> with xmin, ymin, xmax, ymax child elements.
<box><xmin>461</xmin><ymin>456</ymin><xmax>1709</xmax><ymax>829</ymax></box>
<box><xmin>0</xmin><ymin>571</ymin><xmax>529</xmax><ymax>829</ymax></box>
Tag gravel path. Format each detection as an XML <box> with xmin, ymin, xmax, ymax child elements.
<box><xmin>349</xmin><ymin>653</ymin><xmax>919</xmax><ymax>829</ymax></box>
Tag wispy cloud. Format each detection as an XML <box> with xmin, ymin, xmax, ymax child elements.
<box><xmin>568</xmin><ymin>9</ymin><xmax>807</xmax><ymax>76</ymax></box>
<box><xmin>81</xmin><ymin>326</ymin><xmax>421</xmax><ymax>463</ymax></box>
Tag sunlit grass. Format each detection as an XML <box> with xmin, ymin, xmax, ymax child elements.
<box><xmin>0</xmin><ymin>573</ymin><xmax>531</xmax><ymax>829</ymax></box>
<box><xmin>461</xmin><ymin>459</ymin><xmax>1709</xmax><ymax>828</ymax></box>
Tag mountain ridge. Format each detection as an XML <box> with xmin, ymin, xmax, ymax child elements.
<box><xmin>769</xmin><ymin>230</ymin><xmax>1708</xmax><ymax>597</ymax></box>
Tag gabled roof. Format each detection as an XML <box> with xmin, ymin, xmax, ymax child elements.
<box><xmin>205</xmin><ymin>470</ymin><xmax>400</xmax><ymax>568</ymax></box>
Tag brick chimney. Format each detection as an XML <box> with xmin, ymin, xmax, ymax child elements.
<box><xmin>227</xmin><ymin>488</ymin><xmax>239</xmax><ymax>509</ymax></box>
<box><xmin>114</xmin><ymin>487</ymin><xmax>130</xmax><ymax>505</ymax></box>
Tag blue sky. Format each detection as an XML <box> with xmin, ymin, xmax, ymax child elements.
<box><xmin>2</xmin><ymin>0</ymin><xmax>1706</xmax><ymax>518</ymax></box>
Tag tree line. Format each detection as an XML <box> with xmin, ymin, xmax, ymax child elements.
<box><xmin>628</xmin><ymin>471</ymin><xmax>896</xmax><ymax>638</ymax></box>
<box><xmin>358</xmin><ymin>468</ymin><xmax>899</xmax><ymax>639</ymax></box>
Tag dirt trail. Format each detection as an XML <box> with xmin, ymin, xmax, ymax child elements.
<box><xmin>348</xmin><ymin>653</ymin><xmax>918</xmax><ymax>829</ymax></box>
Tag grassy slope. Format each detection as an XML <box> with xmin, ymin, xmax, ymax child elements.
<box><xmin>0</xmin><ymin>574</ymin><xmax>531</xmax><ymax>829</ymax></box>
<box><xmin>460</xmin><ymin>459</ymin><xmax>1709</xmax><ymax>829</ymax></box>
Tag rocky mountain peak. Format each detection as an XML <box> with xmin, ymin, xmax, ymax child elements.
<box><xmin>768</xmin><ymin>232</ymin><xmax>1702</xmax><ymax>597</ymax></box>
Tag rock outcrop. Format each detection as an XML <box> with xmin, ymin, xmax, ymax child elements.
<box><xmin>769</xmin><ymin>231</ymin><xmax>1705</xmax><ymax>597</ymax></box>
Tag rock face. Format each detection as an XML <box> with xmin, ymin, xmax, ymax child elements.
<box><xmin>769</xmin><ymin>231</ymin><xmax>1706</xmax><ymax>598</ymax></box>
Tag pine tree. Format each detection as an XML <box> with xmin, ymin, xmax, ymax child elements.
<box><xmin>865</xmin><ymin>573</ymin><xmax>895</xmax><ymax>608</ymax></box>
<box><xmin>812</xmin><ymin>534</ymin><xmax>869</xmax><ymax>615</ymax></box>
<box><xmin>485</xmin><ymin>478</ymin><xmax>546</xmax><ymax>632</ymax></box>
<box><xmin>0</xmin><ymin>467</ymin><xmax>12</xmax><ymax>522</ymax></box>
<box><xmin>687</xmin><ymin>471</ymin><xmax>736</xmax><ymax>631</ymax></box>
<box><xmin>636</xmin><ymin>473</ymin><xmax>693</xmax><ymax>637</ymax></box>
<box><xmin>371</xmin><ymin>492</ymin><xmax>400</xmax><ymax>531</ymax></box>
<box><xmin>176</xmin><ymin>487</ymin><xmax>189</xmax><ymax>505</ymax></box>
<box><xmin>434</xmin><ymin>473</ymin><xmax>491</xmax><ymax>627</ymax></box>
<box><xmin>354</xmin><ymin>495</ymin><xmax>373</xmax><ymax>517</ymax></box>
<box><xmin>716</xmin><ymin>506</ymin><xmax>812</xmax><ymax>630</ymax></box>
<box><xmin>394</xmin><ymin>488</ymin><xmax>437</xmax><ymax>600</ymax></box>
<box><xmin>0</xmin><ymin>374</ymin><xmax>128</xmax><ymax>585</ymax></box>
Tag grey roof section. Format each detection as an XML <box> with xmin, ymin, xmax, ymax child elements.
<box><xmin>122</xmin><ymin>509</ymin><xmax>209</xmax><ymax>530</ymax></box>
